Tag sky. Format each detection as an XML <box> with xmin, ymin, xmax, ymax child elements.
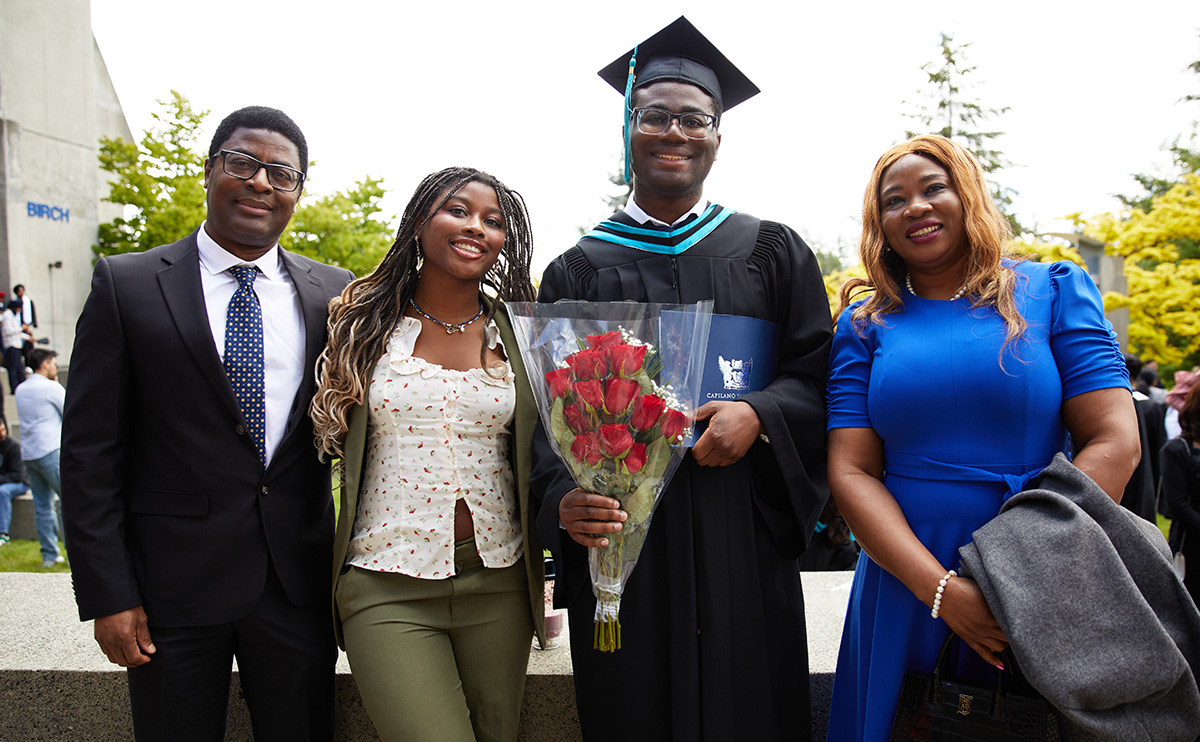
<box><xmin>89</xmin><ymin>0</ymin><xmax>1200</xmax><ymax>275</ymax></box>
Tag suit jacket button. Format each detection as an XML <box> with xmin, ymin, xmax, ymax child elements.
<box><xmin>260</xmin><ymin>486</ymin><xmax>269</xmax><ymax>497</ymax></box>
<box><xmin>236</xmin><ymin>423</ymin><xmax>247</xmax><ymax>435</ymax></box>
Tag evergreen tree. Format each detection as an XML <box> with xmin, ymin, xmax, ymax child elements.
<box><xmin>904</xmin><ymin>33</ymin><xmax>1022</xmax><ymax>235</ymax></box>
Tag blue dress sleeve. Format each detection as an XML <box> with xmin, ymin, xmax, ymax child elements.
<box><xmin>1048</xmin><ymin>260</ymin><xmax>1128</xmax><ymax>400</ymax></box>
<box><xmin>827</xmin><ymin>307</ymin><xmax>874</xmax><ymax>431</ymax></box>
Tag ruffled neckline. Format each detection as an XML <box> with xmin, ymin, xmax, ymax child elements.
<box><xmin>386</xmin><ymin>316</ymin><xmax>514</xmax><ymax>386</ymax></box>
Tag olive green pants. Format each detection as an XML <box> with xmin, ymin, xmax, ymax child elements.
<box><xmin>337</xmin><ymin>540</ymin><xmax>533</xmax><ymax>742</ymax></box>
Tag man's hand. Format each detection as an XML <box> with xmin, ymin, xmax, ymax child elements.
<box><xmin>94</xmin><ymin>606</ymin><xmax>155</xmax><ymax>668</ymax></box>
<box><xmin>691</xmin><ymin>400</ymin><xmax>764</xmax><ymax>467</ymax></box>
<box><xmin>558</xmin><ymin>488</ymin><xmax>626</xmax><ymax>548</ymax></box>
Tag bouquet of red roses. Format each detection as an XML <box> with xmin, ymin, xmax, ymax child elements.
<box><xmin>507</xmin><ymin>301</ymin><xmax>712</xmax><ymax>651</ymax></box>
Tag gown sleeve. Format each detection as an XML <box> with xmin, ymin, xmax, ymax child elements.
<box><xmin>826</xmin><ymin>304</ymin><xmax>874</xmax><ymax>431</ymax></box>
<box><xmin>1048</xmin><ymin>260</ymin><xmax>1129</xmax><ymax>400</ymax></box>
<box><xmin>736</xmin><ymin>224</ymin><xmax>833</xmax><ymax>556</ymax></box>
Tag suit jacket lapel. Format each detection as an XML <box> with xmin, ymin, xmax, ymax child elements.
<box><xmin>157</xmin><ymin>231</ymin><xmax>243</xmax><ymax>422</ymax></box>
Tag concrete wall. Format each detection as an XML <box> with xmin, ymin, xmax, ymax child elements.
<box><xmin>0</xmin><ymin>572</ymin><xmax>852</xmax><ymax>740</ymax></box>
<box><xmin>0</xmin><ymin>0</ymin><xmax>132</xmax><ymax>362</ymax></box>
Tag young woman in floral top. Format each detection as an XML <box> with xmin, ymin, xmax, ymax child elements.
<box><xmin>312</xmin><ymin>167</ymin><xmax>544</xmax><ymax>742</ymax></box>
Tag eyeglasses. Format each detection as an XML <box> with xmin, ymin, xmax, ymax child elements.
<box><xmin>630</xmin><ymin>107</ymin><xmax>719</xmax><ymax>140</ymax></box>
<box><xmin>214</xmin><ymin>150</ymin><xmax>305</xmax><ymax>192</ymax></box>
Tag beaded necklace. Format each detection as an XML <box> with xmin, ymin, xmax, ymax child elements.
<box><xmin>410</xmin><ymin>299</ymin><xmax>483</xmax><ymax>335</ymax></box>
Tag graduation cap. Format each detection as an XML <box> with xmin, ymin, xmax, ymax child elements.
<box><xmin>598</xmin><ymin>16</ymin><xmax>760</xmax><ymax>183</ymax></box>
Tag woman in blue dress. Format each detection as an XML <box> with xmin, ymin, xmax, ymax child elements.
<box><xmin>824</xmin><ymin>135</ymin><xmax>1140</xmax><ymax>741</ymax></box>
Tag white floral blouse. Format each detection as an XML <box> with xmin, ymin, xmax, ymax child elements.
<box><xmin>345</xmin><ymin>317</ymin><xmax>522</xmax><ymax>578</ymax></box>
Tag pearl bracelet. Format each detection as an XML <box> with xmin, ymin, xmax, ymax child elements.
<box><xmin>930</xmin><ymin>570</ymin><xmax>957</xmax><ymax>619</ymax></box>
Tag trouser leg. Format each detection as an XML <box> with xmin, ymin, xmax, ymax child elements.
<box><xmin>25</xmin><ymin>452</ymin><xmax>59</xmax><ymax>561</ymax></box>
<box><xmin>447</xmin><ymin>549</ymin><xmax>533</xmax><ymax>742</ymax></box>
<box><xmin>0</xmin><ymin>481</ymin><xmax>25</xmax><ymax>533</ymax></box>
<box><xmin>234</xmin><ymin>562</ymin><xmax>336</xmax><ymax>742</ymax></box>
<box><xmin>126</xmin><ymin>622</ymin><xmax>236</xmax><ymax>742</ymax></box>
<box><xmin>338</xmin><ymin>564</ymin><xmax>478</xmax><ymax>741</ymax></box>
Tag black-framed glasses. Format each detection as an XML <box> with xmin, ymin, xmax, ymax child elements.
<box><xmin>631</xmin><ymin>107</ymin><xmax>719</xmax><ymax>139</ymax></box>
<box><xmin>215</xmin><ymin>150</ymin><xmax>305</xmax><ymax>192</ymax></box>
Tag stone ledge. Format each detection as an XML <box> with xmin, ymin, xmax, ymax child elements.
<box><xmin>0</xmin><ymin>572</ymin><xmax>851</xmax><ymax>740</ymax></box>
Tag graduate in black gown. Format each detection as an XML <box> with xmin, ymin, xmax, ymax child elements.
<box><xmin>529</xmin><ymin>17</ymin><xmax>832</xmax><ymax>741</ymax></box>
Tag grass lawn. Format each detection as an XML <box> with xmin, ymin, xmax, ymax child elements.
<box><xmin>0</xmin><ymin>539</ymin><xmax>70</xmax><ymax>573</ymax></box>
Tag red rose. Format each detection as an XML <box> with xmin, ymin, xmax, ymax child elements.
<box><xmin>545</xmin><ymin>368</ymin><xmax>574</xmax><ymax>399</ymax></box>
<box><xmin>660</xmin><ymin>409</ymin><xmax>689</xmax><ymax>441</ymax></box>
<box><xmin>630</xmin><ymin>394</ymin><xmax>667</xmax><ymax>431</ymax></box>
<box><xmin>571</xmin><ymin>432</ymin><xmax>603</xmax><ymax>467</ymax></box>
<box><xmin>586</xmin><ymin>331</ymin><xmax>623</xmax><ymax>350</ymax></box>
<box><xmin>610</xmin><ymin>343</ymin><xmax>647</xmax><ymax>377</ymax></box>
<box><xmin>575</xmin><ymin>380</ymin><xmax>605</xmax><ymax>412</ymax></box>
<box><xmin>563</xmin><ymin>403</ymin><xmax>593</xmax><ymax>433</ymax></box>
<box><xmin>565</xmin><ymin>348</ymin><xmax>609</xmax><ymax>380</ymax></box>
<box><xmin>599</xmin><ymin>424</ymin><xmax>634</xmax><ymax>458</ymax></box>
<box><xmin>624</xmin><ymin>443</ymin><xmax>647</xmax><ymax>474</ymax></box>
<box><xmin>604</xmin><ymin>378</ymin><xmax>640</xmax><ymax>416</ymax></box>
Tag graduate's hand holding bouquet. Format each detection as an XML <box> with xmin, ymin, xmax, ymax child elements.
<box><xmin>508</xmin><ymin>301</ymin><xmax>712</xmax><ymax>651</ymax></box>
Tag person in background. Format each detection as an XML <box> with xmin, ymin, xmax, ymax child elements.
<box><xmin>2</xmin><ymin>300</ymin><xmax>28</xmax><ymax>392</ymax></box>
<box><xmin>15</xmin><ymin>349</ymin><xmax>65</xmax><ymax>568</ymax></box>
<box><xmin>825</xmin><ymin>134</ymin><xmax>1138</xmax><ymax>741</ymax></box>
<box><xmin>13</xmin><ymin>284</ymin><xmax>37</xmax><ymax>368</ymax></box>
<box><xmin>1122</xmin><ymin>352</ymin><xmax>1166</xmax><ymax>522</ymax></box>
<box><xmin>1165</xmin><ymin>370</ymin><xmax>1197</xmax><ymax>440</ymax></box>
<box><xmin>1161</xmin><ymin>383</ymin><xmax>1200</xmax><ymax>606</ymax></box>
<box><xmin>0</xmin><ymin>419</ymin><xmax>31</xmax><ymax>547</ymax></box>
<box><xmin>312</xmin><ymin>167</ymin><xmax>544</xmax><ymax>742</ymax></box>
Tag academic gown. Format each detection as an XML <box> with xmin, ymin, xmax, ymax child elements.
<box><xmin>531</xmin><ymin>207</ymin><xmax>833</xmax><ymax>741</ymax></box>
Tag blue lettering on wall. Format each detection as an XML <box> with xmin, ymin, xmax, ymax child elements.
<box><xmin>27</xmin><ymin>202</ymin><xmax>69</xmax><ymax>223</ymax></box>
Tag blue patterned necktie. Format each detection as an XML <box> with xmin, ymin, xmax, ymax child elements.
<box><xmin>225</xmin><ymin>265</ymin><xmax>266</xmax><ymax>465</ymax></box>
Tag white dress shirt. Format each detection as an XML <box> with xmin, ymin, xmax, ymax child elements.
<box><xmin>624</xmin><ymin>198</ymin><xmax>708</xmax><ymax>228</ymax></box>
<box><xmin>197</xmin><ymin>224</ymin><xmax>306</xmax><ymax>466</ymax></box>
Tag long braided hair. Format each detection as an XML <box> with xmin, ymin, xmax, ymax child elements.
<box><xmin>311</xmin><ymin>167</ymin><xmax>535</xmax><ymax>459</ymax></box>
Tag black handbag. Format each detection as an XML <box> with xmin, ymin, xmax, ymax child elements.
<box><xmin>889</xmin><ymin>634</ymin><xmax>1061</xmax><ymax>741</ymax></box>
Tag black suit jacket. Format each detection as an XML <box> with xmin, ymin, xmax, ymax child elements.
<box><xmin>61</xmin><ymin>231</ymin><xmax>354</xmax><ymax>626</ymax></box>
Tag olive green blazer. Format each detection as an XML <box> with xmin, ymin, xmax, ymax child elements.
<box><xmin>330</xmin><ymin>300</ymin><xmax>547</xmax><ymax>648</ymax></box>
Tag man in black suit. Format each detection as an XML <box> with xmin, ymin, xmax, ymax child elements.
<box><xmin>62</xmin><ymin>106</ymin><xmax>354</xmax><ymax>741</ymax></box>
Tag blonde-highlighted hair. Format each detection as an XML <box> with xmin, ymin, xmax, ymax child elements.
<box><xmin>310</xmin><ymin>167</ymin><xmax>535</xmax><ymax>460</ymax></box>
<box><xmin>836</xmin><ymin>135</ymin><xmax>1024</xmax><ymax>348</ymax></box>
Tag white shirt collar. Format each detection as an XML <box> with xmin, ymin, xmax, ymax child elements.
<box><xmin>623</xmin><ymin>198</ymin><xmax>708</xmax><ymax>228</ymax></box>
<box><xmin>197</xmin><ymin>222</ymin><xmax>285</xmax><ymax>281</ymax></box>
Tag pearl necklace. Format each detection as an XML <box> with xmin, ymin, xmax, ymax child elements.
<box><xmin>906</xmin><ymin>274</ymin><xmax>966</xmax><ymax>301</ymax></box>
<box><xmin>410</xmin><ymin>299</ymin><xmax>483</xmax><ymax>334</ymax></box>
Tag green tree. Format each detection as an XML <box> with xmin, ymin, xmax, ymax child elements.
<box><xmin>95</xmin><ymin>91</ymin><xmax>393</xmax><ymax>274</ymax></box>
<box><xmin>282</xmin><ymin>177</ymin><xmax>393</xmax><ymax>276</ymax></box>
<box><xmin>95</xmin><ymin>91</ymin><xmax>208</xmax><ymax>258</ymax></box>
<box><xmin>904</xmin><ymin>33</ymin><xmax>1022</xmax><ymax>235</ymax></box>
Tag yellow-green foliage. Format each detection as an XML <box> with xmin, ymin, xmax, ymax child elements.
<box><xmin>1090</xmin><ymin>174</ymin><xmax>1200</xmax><ymax>366</ymax></box>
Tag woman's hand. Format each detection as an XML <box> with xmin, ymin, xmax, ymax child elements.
<box><xmin>936</xmin><ymin>576</ymin><xmax>1009</xmax><ymax>668</ymax></box>
<box><xmin>558</xmin><ymin>488</ymin><xmax>626</xmax><ymax>547</ymax></box>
